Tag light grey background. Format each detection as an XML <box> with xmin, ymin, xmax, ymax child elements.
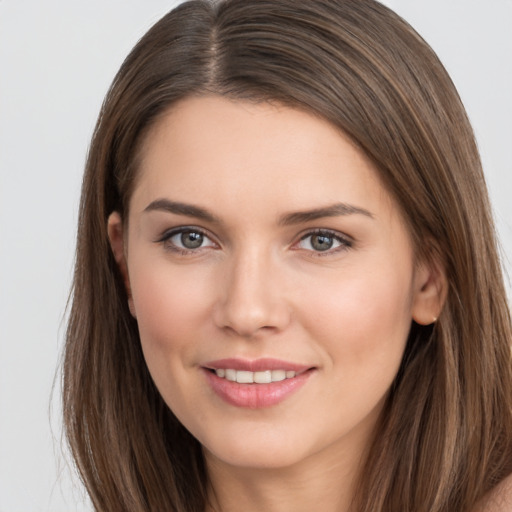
<box><xmin>0</xmin><ymin>1</ymin><xmax>510</xmax><ymax>511</ymax></box>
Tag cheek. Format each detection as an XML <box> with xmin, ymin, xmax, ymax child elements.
<box><xmin>127</xmin><ymin>259</ymin><xmax>219</xmax><ymax>421</ymax></box>
<box><xmin>129</xmin><ymin>258</ymin><xmax>214</xmax><ymax>364</ymax></box>
<box><xmin>301</xmin><ymin>262</ymin><xmax>414</xmax><ymax>380</ymax></box>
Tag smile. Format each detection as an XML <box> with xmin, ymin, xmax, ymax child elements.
<box><xmin>203</xmin><ymin>358</ymin><xmax>315</xmax><ymax>408</ymax></box>
<box><xmin>213</xmin><ymin>369</ymin><xmax>297</xmax><ymax>384</ymax></box>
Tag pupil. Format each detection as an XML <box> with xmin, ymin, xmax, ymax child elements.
<box><xmin>312</xmin><ymin>234</ymin><xmax>333</xmax><ymax>251</ymax></box>
<box><xmin>181</xmin><ymin>231</ymin><xmax>203</xmax><ymax>249</ymax></box>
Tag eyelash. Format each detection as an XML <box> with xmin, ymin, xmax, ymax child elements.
<box><xmin>156</xmin><ymin>227</ymin><xmax>353</xmax><ymax>256</ymax></box>
<box><xmin>156</xmin><ymin>227</ymin><xmax>216</xmax><ymax>255</ymax></box>
<box><xmin>295</xmin><ymin>229</ymin><xmax>353</xmax><ymax>257</ymax></box>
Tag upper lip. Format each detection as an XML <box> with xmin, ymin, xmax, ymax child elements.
<box><xmin>203</xmin><ymin>358</ymin><xmax>313</xmax><ymax>373</ymax></box>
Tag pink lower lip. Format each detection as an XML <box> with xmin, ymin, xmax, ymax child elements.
<box><xmin>203</xmin><ymin>368</ymin><xmax>314</xmax><ymax>409</ymax></box>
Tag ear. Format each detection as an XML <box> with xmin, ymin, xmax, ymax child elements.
<box><xmin>411</xmin><ymin>256</ymin><xmax>447</xmax><ymax>325</ymax></box>
<box><xmin>107</xmin><ymin>211</ymin><xmax>136</xmax><ymax>318</ymax></box>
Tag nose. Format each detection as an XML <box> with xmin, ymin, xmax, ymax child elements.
<box><xmin>213</xmin><ymin>248</ymin><xmax>291</xmax><ymax>338</ymax></box>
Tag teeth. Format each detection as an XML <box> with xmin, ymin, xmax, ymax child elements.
<box><xmin>225</xmin><ymin>369</ymin><xmax>237</xmax><ymax>381</ymax></box>
<box><xmin>214</xmin><ymin>368</ymin><xmax>297</xmax><ymax>383</ymax></box>
<box><xmin>236</xmin><ymin>371</ymin><xmax>254</xmax><ymax>384</ymax></box>
<box><xmin>254</xmin><ymin>370</ymin><xmax>272</xmax><ymax>384</ymax></box>
<box><xmin>271</xmin><ymin>369</ymin><xmax>286</xmax><ymax>382</ymax></box>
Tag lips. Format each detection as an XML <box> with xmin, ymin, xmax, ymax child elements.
<box><xmin>203</xmin><ymin>358</ymin><xmax>315</xmax><ymax>408</ymax></box>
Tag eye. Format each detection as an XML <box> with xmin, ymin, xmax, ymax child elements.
<box><xmin>296</xmin><ymin>230</ymin><xmax>352</xmax><ymax>254</ymax></box>
<box><xmin>158</xmin><ymin>227</ymin><xmax>217</xmax><ymax>253</ymax></box>
<box><xmin>174</xmin><ymin>230</ymin><xmax>207</xmax><ymax>249</ymax></box>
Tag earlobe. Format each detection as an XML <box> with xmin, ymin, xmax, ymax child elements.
<box><xmin>411</xmin><ymin>258</ymin><xmax>447</xmax><ymax>326</ymax></box>
<box><xmin>107</xmin><ymin>211</ymin><xmax>136</xmax><ymax>318</ymax></box>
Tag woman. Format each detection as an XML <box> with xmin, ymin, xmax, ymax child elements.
<box><xmin>63</xmin><ymin>0</ymin><xmax>512</xmax><ymax>510</ymax></box>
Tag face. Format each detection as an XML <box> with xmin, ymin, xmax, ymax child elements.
<box><xmin>109</xmin><ymin>95</ymin><xmax>440</xmax><ymax>474</ymax></box>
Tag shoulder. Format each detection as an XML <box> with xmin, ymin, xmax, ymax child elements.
<box><xmin>473</xmin><ymin>474</ymin><xmax>512</xmax><ymax>512</ymax></box>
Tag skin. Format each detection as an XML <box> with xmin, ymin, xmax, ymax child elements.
<box><xmin>108</xmin><ymin>95</ymin><xmax>444</xmax><ymax>512</ymax></box>
<box><xmin>474</xmin><ymin>476</ymin><xmax>512</xmax><ymax>512</ymax></box>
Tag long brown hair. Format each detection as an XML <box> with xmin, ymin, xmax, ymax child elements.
<box><xmin>63</xmin><ymin>1</ymin><xmax>512</xmax><ymax>510</ymax></box>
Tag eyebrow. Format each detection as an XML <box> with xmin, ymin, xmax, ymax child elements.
<box><xmin>143</xmin><ymin>198</ymin><xmax>374</xmax><ymax>224</ymax></box>
<box><xmin>278</xmin><ymin>203</ymin><xmax>374</xmax><ymax>225</ymax></box>
<box><xmin>143</xmin><ymin>199</ymin><xmax>220</xmax><ymax>223</ymax></box>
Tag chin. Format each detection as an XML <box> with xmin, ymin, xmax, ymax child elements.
<box><xmin>205</xmin><ymin>443</ymin><xmax>307</xmax><ymax>471</ymax></box>
<box><xmin>198</xmin><ymin>421</ymin><xmax>330</xmax><ymax>472</ymax></box>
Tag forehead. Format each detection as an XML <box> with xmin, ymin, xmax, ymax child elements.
<box><xmin>132</xmin><ymin>95</ymin><xmax>393</xmax><ymax>216</ymax></box>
